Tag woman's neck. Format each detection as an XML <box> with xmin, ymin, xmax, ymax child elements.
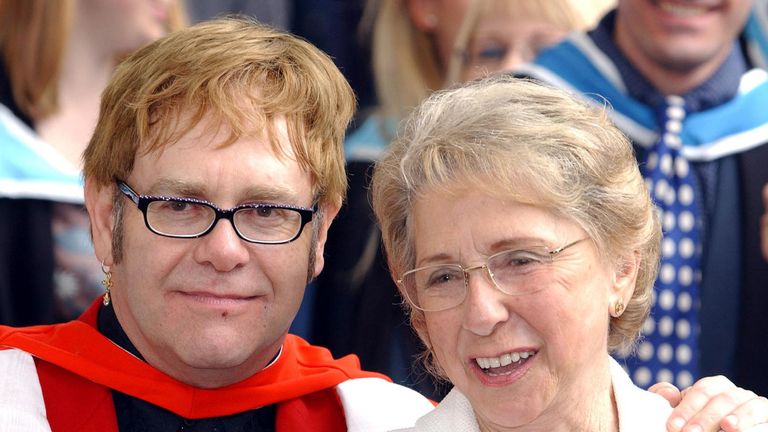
<box><xmin>36</xmin><ymin>16</ymin><xmax>115</xmax><ymax>169</ymax></box>
<box><xmin>478</xmin><ymin>357</ymin><xmax>619</xmax><ymax>432</ymax></box>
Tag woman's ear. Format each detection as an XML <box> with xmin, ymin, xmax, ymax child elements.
<box><xmin>406</xmin><ymin>0</ymin><xmax>439</xmax><ymax>31</ymax></box>
<box><xmin>85</xmin><ymin>179</ymin><xmax>116</xmax><ymax>266</ymax></box>
<box><xmin>610</xmin><ymin>250</ymin><xmax>641</xmax><ymax>317</ymax></box>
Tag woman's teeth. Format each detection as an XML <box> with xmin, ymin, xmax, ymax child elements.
<box><xmin>476</xmin><ymin>351</ymin><xmax>535</xmax><ymax>370</ymax></box>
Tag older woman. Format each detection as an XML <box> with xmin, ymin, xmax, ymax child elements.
<box><xmin>372</xmin><ymin>76</ymin><xmax>765</xmax><ymax>431</ymax></box>
<box><xmin>314</xmin><ymin>0</ymin><xmax>615</xmax><ymax>401</ymax></box>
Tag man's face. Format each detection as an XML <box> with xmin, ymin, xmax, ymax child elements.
<box><xmin>615</xmin><ymin>0</ymin><xmax>753</xmax><ymax>89</ymax></box>
<box><xmin>87</xmin><ymin>112</ymin><xmax>336</xmax><ymax>388</ymax></box>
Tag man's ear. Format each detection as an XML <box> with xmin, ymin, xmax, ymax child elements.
<box><xmin>85</xmin><ymin>179</ymin><xmax>116</xmax><ymax>266</ymax></box>
<box><xmin>311</xmin><ymin>199</ymin><xmax>341</xmax><ymax>279</ymax></box>
<box><xmin>406</xmin><ymin>0</ymin><xmax>439</xmax><ymax>32</ymax></box>
<box><xmin>610</xmin><ymin>250</ymin><xmax>641</xmax><ymax>316</ymax></box>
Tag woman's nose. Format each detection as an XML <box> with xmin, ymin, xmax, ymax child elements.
<box><xmin>461</xmin><ymin>266</ymin><xmax>509</xmax><ymax>336</ymax></box>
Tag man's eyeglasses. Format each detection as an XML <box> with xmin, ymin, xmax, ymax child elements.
<box><xmin>117</xmin><ymin>181</ymin><xmax>315</xmax><ymax>244</ymax></box>
<box><xmin>398</xmin><ymin>238</ymin><xmax>588</xmax><ymax>312</ymax></box>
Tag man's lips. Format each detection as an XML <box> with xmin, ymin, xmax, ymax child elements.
<box><xmin>176</xmin><ymin>291</ymin><xmax>260</xmax><ymax>306</ymax></box>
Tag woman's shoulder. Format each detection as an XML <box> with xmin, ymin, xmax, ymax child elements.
<box><xmin>401</xmin><ymin>387</ymin><xmax>480</xmax><ymax>432</ymax></box>
<box><xmin>0</xmin><ymin>349</ymin><xmax>51</xmax><ymax>431</ymax></box>
<box><xmin>335</xmin><ymin>377</ymin><xmax>435</xmax><ymax>432</ymax></box>
<box><xmin>610</xmin><ymin>357</ymin><xmax>672</xmax><ymax>431</ymax></box>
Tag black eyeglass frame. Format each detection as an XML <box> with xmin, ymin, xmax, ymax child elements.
<box><xmin>116</xmin><ymin>180</ymin><xmax>315</xmax><ymax>245</ymax></box>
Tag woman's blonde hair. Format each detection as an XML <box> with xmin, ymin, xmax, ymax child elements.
<box><xmin>0</xmin><ymin>0</ymin><xmax>186</xmax><ymax>121</ymax></box>
<box><xmin>0</xmin><ymin>0</ymin><xmax>72</xmax><ymax>120</ymax></box>
<box><xmin>371</xmin><ymin>75</ymin><xmax>660</xmax><ymax>377</ymax></box>
<box><xmin>369</xmin><ymin>0</ymin><xmax>441</xmax><ymax>121</ymax></box>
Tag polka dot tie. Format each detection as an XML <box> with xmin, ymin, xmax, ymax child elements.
<box><xmin>624</xmin><ymin>95</ymin><xmax>701</xmax><ymax>389</ymax></box>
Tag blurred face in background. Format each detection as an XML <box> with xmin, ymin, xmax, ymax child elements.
<box><xmin>408</xmin><ymin>0</ymin><xmax>580</xmax><ymax>84</ymax></box>
<box><xmin>76</xmin><ymin>0</ymin><xmax>175</xmax><ymax>55</ymax></box>
<box><xmin>407</xmin><ymin>0</ymin><xmax>475</xmax><ymax>70</ymax></box>
<box><xmin>460</xmin><ymin>5</ymin><xmax>570</xmax><ymax>81</ymax></box>
<box><xmin>614</xmin><ymin>0</ymin><xmax>753</xmax><ymax>90</ymax></box>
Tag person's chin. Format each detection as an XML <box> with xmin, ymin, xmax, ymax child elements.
<box><xmin>179</xmin><ymin>332</ymin><xmax>268</xmax><ymax>370</ymax></box>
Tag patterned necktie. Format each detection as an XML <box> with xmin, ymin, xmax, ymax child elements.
<box><xmin>623</xmin><ymin>95</ymin><xmax>701</xmax><ymax>389</ymax></box>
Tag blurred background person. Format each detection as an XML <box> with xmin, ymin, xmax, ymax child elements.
<box><xmin>446</xmin><ymin>1</ymin><xmax>594</xmax><ymax>85</ymax></box>
<box><xmin>312</xmin><ymin>0</ymin><xmax>615</xmax><ymax>400</ymax></box>
<box><xmin>517</xmin><ymin>0</ymin><xmax>768</xmax><ymax>395</ymax></box>
<box><xmin>0</xmin><ymin>0</ymin><xmax>185</xmax><ymax>325</ymax></box>
<box><xmin>345</xmin><ymin>0</ymin><xmax>615</xmax><ymax>161</ymax></box>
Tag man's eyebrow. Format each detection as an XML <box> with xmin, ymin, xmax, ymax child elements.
<box><xmin>146</xmin><ymin>178</ymin><xmax>303</xmax><ymax>204</ymax></box>
<box><xmin>145</xmin><ymin>178</ymin><xmax>204</xmax><ymax>196</ymax></box>
<box><xmin>240</xmin><ymin>185</ymin><xmax>302</xmax><ymax>204</ymax></box>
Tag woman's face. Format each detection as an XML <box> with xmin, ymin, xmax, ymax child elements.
<box><xmin>461</xmin><ymin>9</ymin><xmax>569</xmax><ymax>81</ymax></box>
<box><xmin>408</xmin><ymin>0</ymin><xmax>475</xmax><ymax>70</ymax></box>
<box><xmin>410</xmin><ymin>186</ymin><xmax>618</xmax><ymax>429</ymax></box>
<box><xmin>408</xmin><ymin>0</ymin><xmax>570</xmax><ymax>80</ymax></box>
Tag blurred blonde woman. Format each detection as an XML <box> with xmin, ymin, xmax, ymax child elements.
<box><xmin>314</xmin><ymin>0</ymin><xmax>614</xmax><ymax>400</ymax></box>
<box><xmin>445</xmin><ymin>0</ymin><xmax>616</xmax><ymax>83</ymax></box>
<box><xmin>0</xmin><ymin>0</ymin><xmax>185</xmax><ymax>325</ymax></box>
<box><xmin>346</xmin><ymin>0</ymin><xmax>614</xmax><ymax>160</ymax></box>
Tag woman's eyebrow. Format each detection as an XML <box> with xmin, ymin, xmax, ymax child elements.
<box><xmin>415</xmin><ymin>237</ymin><xmax>553</xmax><ymax>267</ymax></box>
<box><xmin>415</xmin><ymin>252</ymin><xmax>456</xmax><ymax>268</ymax></box>
<box><xmin>488</xmin><ymin>237</ymin><xmax>548</xmax><ymax>252</ymax></box>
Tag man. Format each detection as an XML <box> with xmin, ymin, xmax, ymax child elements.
<box><xmin>517</xmin><ymin>0</ymin><xmax>768</xmax><ymax>395</ymax></box>
<box><xmin>0</xmin><ymin>17</ymin><xmax>433</xmax><ymax>431</ymax></box>
<box><xmin>0</xmin><ymin>16</ymin><xmax>765</xmax><ymax>432</ymax></box>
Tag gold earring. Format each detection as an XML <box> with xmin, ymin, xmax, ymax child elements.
<box><xmin>613</xmin><ymin>299</ymin><xmax>625</xmax><ymax>317</ymax></box>
<box><xmin>101</xmin><ymin>260</ymin><xmax>112</xmax><ymax>306</ymax></box>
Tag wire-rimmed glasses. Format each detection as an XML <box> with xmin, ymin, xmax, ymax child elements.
<box><xmin>398</xmin><ymin>238</ymin><xmax>588</xmax><ymax>312</ymax></box>
<box><xmin>117</xmin><ymin>180</ymin><xmax>315</xmax><ymax>244</ymax></box>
